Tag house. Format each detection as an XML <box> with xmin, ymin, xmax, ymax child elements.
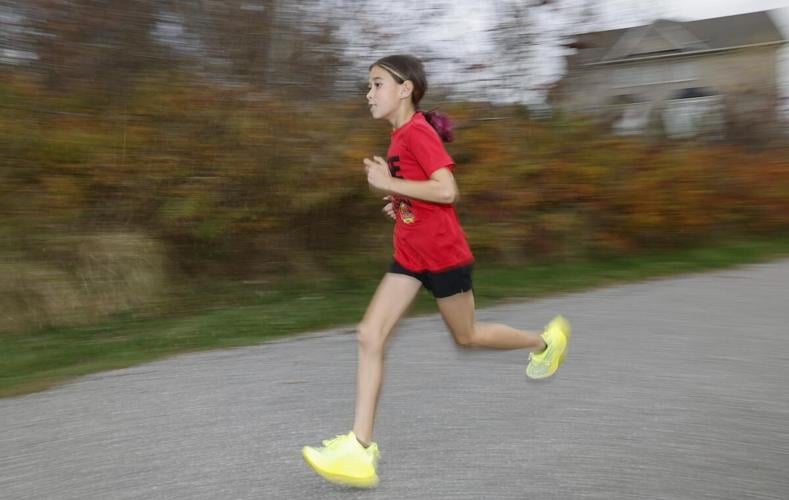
<box><xmin>552</xmin><ymin>10</ymin><xmax>788</xmax><ymax>140</ymax></box>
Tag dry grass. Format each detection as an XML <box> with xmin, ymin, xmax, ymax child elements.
<box><xmin>0</xmin><ymin>232</ymin><xmax>168</xmax><ymax>334</ymax></box>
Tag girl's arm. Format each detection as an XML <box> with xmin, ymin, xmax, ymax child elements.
<box><xmin>364</xmin><ymin>156</ymin><xmax>458</xmax><ymax>204</ymax></box>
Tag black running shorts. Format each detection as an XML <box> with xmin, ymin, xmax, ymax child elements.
<box><xmin>388</xmin><ymin>260</ymin><xmax>473</xmax><ymax>299</ymax></box>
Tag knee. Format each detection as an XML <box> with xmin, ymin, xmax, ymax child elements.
<box><xmin>357</xmin><ymin>322</ymin><xmax>385</xmax><ymax>355</ymax></box>
<box><xmin>453</xmin><ymin>332</ymin><xmax>477</xmax><ymax>349</ymax></box>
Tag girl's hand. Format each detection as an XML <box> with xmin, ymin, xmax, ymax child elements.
<box><xmin>364</xmin><ymin>156</ymin><xmax>393</xmax><ymax>192</ymax></box>
<box><xmin>382</xmin><ymin>196</ymin><xmax>396</xmax><ymax>221</ymax></box>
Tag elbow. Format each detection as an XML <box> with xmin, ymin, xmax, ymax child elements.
<box><xmin>439</xmin><ymin>188</ymin><xmax>458</xmax><ymax>204</ymax></box>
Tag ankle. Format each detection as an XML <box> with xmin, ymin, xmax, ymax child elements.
<box><xmin>352</xmin><ymin>431</ymin><xmax>371</xmax><ymax>448</ymax></box>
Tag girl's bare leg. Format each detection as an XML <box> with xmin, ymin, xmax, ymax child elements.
<box><xmin>436</xmin><ymin>291</ymin><xmax>546</xmax><ymax>350</ymax></box>
<box><xmin>352</xmin><ymin>273</ymin><xmax>422</xmax><ymax>445</ymax></box>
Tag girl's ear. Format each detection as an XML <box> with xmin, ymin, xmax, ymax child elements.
<box><xmin>400</xmin><ymin>80</ymin><xmax>414</xmax><ymax>100</ymax></box>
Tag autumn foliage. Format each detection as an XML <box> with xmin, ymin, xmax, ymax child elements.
<box><xmin>2</xmin><ymin>72</ymin><xmax>788</xmax><ymax>330</ymax></box>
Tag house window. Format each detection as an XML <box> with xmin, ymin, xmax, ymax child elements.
<box><xmin>663</xmin><ymin>89</ymin><xmax>723</xmax><ymax>138</ymax></box>
<box><xmin>612</xmin><ymin>96</ymin><xmax>652</xmax><ymax>136</ymax></box>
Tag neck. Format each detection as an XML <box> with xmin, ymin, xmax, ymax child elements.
<box><xmin>389</xmin><ymin>106</ymin><xmax>416</xmax><ymax>130</ymax></box>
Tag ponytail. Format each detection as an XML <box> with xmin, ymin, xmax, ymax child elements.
<box><xmin>423</xmin><ymin>109</ymin><xmax>454</xmax><ymax>143</ymax></box>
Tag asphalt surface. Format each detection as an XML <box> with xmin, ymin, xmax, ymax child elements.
<box><xmin>2</xmin><ymin>260</ymin><xmax>789</xmax><ymax>500</ymax></box>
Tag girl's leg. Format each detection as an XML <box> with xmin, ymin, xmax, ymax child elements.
<box><xmin>353</xmin><ymin>273</ymin><xmax>422</xmax><ymax>445</ymax></box>
<box><xmin>436</xmin><ymin>290</ymin><xmax>546</xmax><ymax>350</ymax></box>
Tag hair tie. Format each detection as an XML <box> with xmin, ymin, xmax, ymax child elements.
<box><xmin>424</xmin><ymin>109</ymin><xmax>454</xmax><ymax>143</ymax></box>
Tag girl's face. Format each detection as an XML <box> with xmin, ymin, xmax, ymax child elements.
<box><xmin>366</xmin><ymin>65</ymin><xmax>409</xmax><ymax>122</ymax></box>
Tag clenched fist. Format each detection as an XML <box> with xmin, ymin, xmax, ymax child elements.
<box><xmin>364</xmin><ymin>156</ymin><xmax>392</xmax><ymax>192</ymax></box>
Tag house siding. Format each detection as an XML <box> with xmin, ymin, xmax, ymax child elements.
<box><xmin>558</xmin><ymin>47</ymin><xmax>780</xmax><ymax>111</ymax></box>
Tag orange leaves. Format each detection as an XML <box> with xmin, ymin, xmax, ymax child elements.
<box><xmin>2</xmin><ymin>75</ymin><xmax>788</xmax><ymax>274</ymax></box>
<box><xmin>446</xmin><ymin>109</ymin><xmax>789</xmax><ymax>259</ymax></box>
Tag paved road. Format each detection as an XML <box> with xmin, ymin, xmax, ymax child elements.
<box><xmin>2</xmin><ymin>260</ymin><xmax>789</xmax><ymax>500</ymax></box>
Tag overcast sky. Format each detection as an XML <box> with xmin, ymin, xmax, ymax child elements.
<box><xmin>662</xmin><ymin>0</ymin><xmax>789</xmax><ymax>21</ymax></box>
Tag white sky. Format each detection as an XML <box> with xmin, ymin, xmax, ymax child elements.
<box><xmin>662</xmin><ymin>0</ymin><xmax>789</xmax><ymax>21</ymax></box>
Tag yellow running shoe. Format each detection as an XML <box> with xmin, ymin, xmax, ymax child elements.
<box><xmin>526</xmin><ymin>315</ymin><xmax>571</xmax><ymax>379</ymax></box>
<box><xmin>302</xmin><ymin>432</ymin><xmax>380</xmax><ymax>488</ymax></box>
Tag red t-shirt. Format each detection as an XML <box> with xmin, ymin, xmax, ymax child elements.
<box><xmin>386</xmin><ymin>112</ymin><xmax>474</xmax><ymax>272</ymax></box>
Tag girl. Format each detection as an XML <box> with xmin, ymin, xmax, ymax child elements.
<box><xmin>302</xmin><ymin>55</ymin><xmax>570</xmax><ymax>488</ymax></box>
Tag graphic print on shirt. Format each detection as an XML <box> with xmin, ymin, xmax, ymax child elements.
<box><xmin>388</xmin><ymin>155</ymin><xmax>415</xmax><ymax>224</ymax></box>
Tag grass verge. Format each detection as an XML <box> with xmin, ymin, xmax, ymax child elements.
<box><xmin>2</xmin><ymin>235</ymin><xmax>789</xmax><ymax>398</ymax></box>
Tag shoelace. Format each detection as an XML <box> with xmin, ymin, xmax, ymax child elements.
<box><xmin>321</xmin><ymin>434</ymin><xmax>347</xmax><ymax>448</ymax></box>
<box><xmin>530</xmin><ymin>342</ymin><xmax>551</xmax><ymax>362</ymax></box>
<box><xmin>321</xmin><ymin>435</ymin><xmax>380</xmax><ymax>461</ymax></box>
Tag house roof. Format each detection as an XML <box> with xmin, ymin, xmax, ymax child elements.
<box><xmin>567</xmin><ymin>10</ymin><xmax>786</xmax><ymax>67</ymax></box>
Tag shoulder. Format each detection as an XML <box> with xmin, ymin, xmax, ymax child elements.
<box><xmin>405</xmin><ymin>113</ymin><xmax>443</xmax><ymax>145</ymax></box>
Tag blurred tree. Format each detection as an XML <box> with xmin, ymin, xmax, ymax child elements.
<box><xmin>11</xmin><ymin>1</ymin><xmax>346</xmax><ymax>99</ymax></box>
<box><xmin>482</xmin><ymin>0</ymin><xmax>601</xmax><ymax>104</ymax></box>
<box><xmin>25</xmin><ymin>0</ymin><xmax>167</xmax><ymax>95</ymax></box>
<box><xmin>0</xmin><ymin>3</ymin><xmax>37</xmax><ymax>66</ymax></box>
<box><xmin>159</xmin><ymin>0</ymin><xmax>345</xmax><ymax>96</ymax></box>
<box><xmin>161</xmin><ymin>0</ymin><xmax>276</xmax><ymax>86</ymax></box>
<box><xmin>328</xmin><ymin>0</ymin><xmax>603</xmax><ymax>105</ymax></box>
<box><xmin>318</xmin><ymin>0</ymin><xmax>453</xmax><ymax>99</ymax></box>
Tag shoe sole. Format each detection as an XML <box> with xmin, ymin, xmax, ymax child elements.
<box><xmin>302</xmin><ymin>448</ymin><xmax>379</xmax><ymax>488</ymax></box>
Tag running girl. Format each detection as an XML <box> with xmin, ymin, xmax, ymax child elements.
<box><xmin>302</xmin><ymin>54</ymin><xmax>571</xmax><ymax>488</ymax></box>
